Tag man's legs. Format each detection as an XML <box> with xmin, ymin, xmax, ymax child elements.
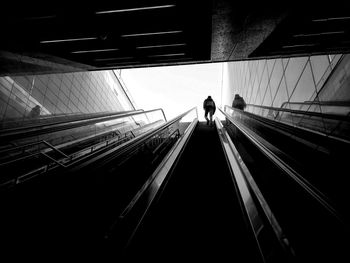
<box><xmin>209</xmin><ymin>109</ymin><xmax>214</xmax><ymax>125</ymax></box>
<box><xmin>204</xmin><ymin>109</ymin><xmax>209</xmax><ymax>125</ymax></box>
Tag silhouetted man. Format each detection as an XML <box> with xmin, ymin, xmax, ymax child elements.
<box><xmin>203</xmin><ymin>96</ymin><xmax>216</xmax><ymax>125</ymax></box>
<box><xmin>28</xmin><ymin>105</ymin><xmax>41</xmax><ymax>118</ymax></box>
<box><xmin>232</xmin><ymin>94</ymin><xmax>246</xmax><ymax>110</ymax></box>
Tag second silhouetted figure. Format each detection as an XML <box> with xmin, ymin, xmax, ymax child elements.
<box><xmin>232</xmin><ymin>94</ymin><xmax>246</xmax><ymax>110</ymax></box>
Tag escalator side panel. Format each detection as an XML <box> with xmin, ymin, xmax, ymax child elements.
<box><xmin>227</xmin><ymin>124</ymin><xmax>350</xmax><ymax>262</ymax></box>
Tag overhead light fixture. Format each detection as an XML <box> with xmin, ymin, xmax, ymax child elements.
<box><xmin>96</xmin><ymin>4</ymin><xmax>175</xmax><ymax>14</ymax></box>
<box><xmin>121</xmin><ymin>30</ymin><xmax>182</xmax><ymax>37</ymax></box>
<box><xmin>71</xmin><ymin>48</ymin><xmax>119</xmax><ymax>54</ymax></box>
<box><xmin>95</xmin><ymin>56</ymin><xmax>134</xmax><ymax>61</ymax></box>
<box><xmin>40</xmin><ymin>37</ymin><xmax>97</xmax><ymax>43</ymax></box>
<box><xmin>312</xmin><ymin>16</ymin><xmax>350</xmax><ymax>22</ymax></box>
<box><xmin>293</xmin><ymin>31</ymin><xmax>345</xmax><ymax>37</ymax></box>
<box><xmin>105</xmin><ymin>61</ymin><xmax>140</xmax><ymax>66</ymax></box>
<box><xmin>136</xmin><ymin>43</ymin><xmax>186</xmax><ymax>49</ymax></box>
<box><xmin>149</xmin><ymin>53</ymin><xmax>185</xmax><ymax>58</ymax></box>
<box><xmin>156</xmin><ymin>57</ymin><xmax>193</xmax><ymax>62</ymax></box>
<box><xmin>282</xmin><ymin>44</ymin><xmax>316</xmax><ymax>48</ymax></box>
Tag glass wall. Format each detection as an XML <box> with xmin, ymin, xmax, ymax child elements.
<box><xmin>222</xmin><ymin>54</ymin><xmax>343</xmax><ymax>110</ymax></box>
<box><xmin>221</xmin><ymin>53</ymin><xmax>350</xmax><ymax>138</ymax></box>
<box><xmin>0</xmin><ymin>70</ymin><xmax>135</xmax><ymax>125</ymax></box>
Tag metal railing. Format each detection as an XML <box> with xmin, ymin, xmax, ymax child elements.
<box><xmin>0</xmin><ymin>109</ymin><xmax>143</xmax><ymax>130</ymax></box>
<box><xmin>0</xmin><ymin>109</ymin><xmax>168</xmax><ymax>188</ymax></box>
<box><xmin>68</xmin><ymin>107</ymin><xmax>197</xmax><ymax>172</ymax></box>
<box><xmin>243</xmin><ymin>103</ymin><xmax>350</xmax><ymax>141</ymax></box>
<box><xmin>0</xmin><ymin>108</ymin><xmax>165</xmax><ymax>142</ymax></box>
<box><xmin>280</xmin><ymin>100</ymin><xmax>350</xmax><ymax>114</ymax></box>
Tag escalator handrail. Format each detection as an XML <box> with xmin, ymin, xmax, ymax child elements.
<box><xmin>0</xmin><ymin>109</ymin><xmax>143</xmax><ymax>131</ymax></box>
<box><xmin>0</xmin><ymin>121</ymin><xmax>167</xmax><ymax>189</ymax></box>
<box><xmin>215</xmin><ymin>118</ymin><xmax>296</xmax><ymax>262</ymax></box>
<box><xmin>281</xmin><ymin>100</ymin><xmax>350</xmax><ymax>108</ymax></box>
<box><xmin>244</xmin><ymin>103</ymin><xmax>350</xmax><ymax>121</ymax></box>
<box><xmin>67</xmin><ymin>107</ymin><xmax>197</xmax><ymax>172</ymax></box>
<box><xmin>0</xmin><ymin>108</ymin><xmax>166</xmax><ymax>142</ymax></box>
<box><xmin>220</xmin><ymin>108</ymin><xmax>347</xmax><ymax>227</ymax></box>
<box><xmin>224</xmin><ymin>105</ymin><xmax>350</xmax><ymax>145</ymax></box>
<box><xmin>104</xmin><ymin>113</ymin><xmax>199</xmax><ymax>248</ymax></box>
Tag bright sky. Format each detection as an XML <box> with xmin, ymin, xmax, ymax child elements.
<box><xmin>119</xmin><ymin>62</ymin><xmax>224</xmax><ymax>121</ymax></box>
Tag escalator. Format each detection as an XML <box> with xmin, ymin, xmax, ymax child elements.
<box><xmin>104</xmin><ymin>117</ymin><xmax>294</xmax><ymax>263</ymax></box>
<box><xmin>117</xmin><ymin>105</ymin><xmax>350</xmax><ymax>262</ymax></box>
<box><xmin>222</xmin><ymin>106</ymin><xmax>350</xmax><ymax>263</ymax></box>
<box><xmin>0</xmin><ymin>108</ymin><xmax>195</xmax><ymax>261</ymax></box>
<box><xmin>0</xmin><ymin>107</ymin><xmax>288</xmax><ymax>262</ymax></box>
<box><xmin>2</xmin><ymin>105</ymin><xmax>347</xmax><ymax>262</ymax></box>
<box><xmin>123</xmin><ymin>122</ymin><xmax>263</xmax><ymax>262</ymax></box>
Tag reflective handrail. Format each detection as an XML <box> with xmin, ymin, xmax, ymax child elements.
<box><xmin>215</xmin><ymin>117</ymin><xmax>296</xmax><ymax>262</ymax></box>
<box><xmin>227</xmin><ymin>104</ymin><xmax>350</xmax><ymax>144</ymax></box>
<box><xmin>220</xmin><ymin>107</ymin><xmax>346</xmax><ymax>226</ymax></box>
<box><xmin>0</xmin><ymin>121</ymin><xmax>168</xmax><ymax>188</ymax></box>
<box><xmin>103</xmin><ymin>108</ymin><xmax>198</xmax><ymax>247</ymax></box>
<box><xmin>0</xmin><ymin>108</ymin><xmax>166</xmax><ymax>142</ymax></box>
<box><xmin>0</xmin><ymin>109</ymin><xmax>143</xmax><ymax>130</ymax></box>
<box><xmin>245</xmin><ymin>103</ymin><xmax>350</xmax><ymax>121</ymax></box>
<box><xmin>0</xmin><ymin>108</ymin><xmax>168</xmax><ymax>188</ymax></box>
<box><xmin>68</xmin><ymin>107</ymin><xmax>197</xmax><ymax>172</ymax></box>
<box><xmin>281</xmin><ymin>100</ymin><xmax>350</xmax><ymax>109</ymax></box>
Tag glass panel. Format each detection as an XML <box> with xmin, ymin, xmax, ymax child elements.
<box><xmin>34</xmin><ymin>77</ymin><xmax>48</xmax><ymax>95</ymax></box>
<box><xmin>269</xmin><ymin>59</ymin><xmax>283</xmax><ymax>99</ymax></box>
<box><xmin>250</xmin><ymin>71</ymin><xmax>261</xmax><ymax>104</ymax></box>
<box><xmin>284</xmin><ymin>56</ymin><xmax>308</xmax><ymax>97</ymax></box>
<box><xmin>255</xmin><ymin>85</ymin><xmax>262</xmax><ymax>106</ymax></box>
<box><xmin>318</xmin><ymin>54</ymin><xmax>350</xmax><ymax>101</ymax></box>
<box><xmin>61</xmin><ymin>78</ymin><xmax>72</xmax><ymax>95</ymax></box>
<box><xmin>43</xmin><ymin>98</ymin><xmax>55</xmax><ymax>114</ymax></box>
<box><xmin>37</xmin><ymin>75</ymin><xmax>50</xmax><ymax>86</ymax></box>
<box><xmin>11</xmin><ymin>83</ymin><xmax>29</xmax><ymax>107</ymax></box>
<box><xmin>315</xmin><ymin>65</ymin><xmax>332</xmax><ymax>93</ymax></box>
<box><xmin>257</xmin><ymin>60</ymin><xmax>266</xmax><ymax>83</ymax></box>
<box><xmin>45</xmin><ymin>87</ymin><xmax>59</xmax><ymax>107</ymax></box>
<box><xmin>272</xmin><ymin>77</ymin><xmax>289</xmax><ymax>108</ymax></box>
<box><xmin>282</xmin><ymin>58</ymin><xmax>289</xmax><ymax>69</ymax></box>
<box><xmin>51</xmin><ymin>74</ymin><xmax>62</xmax><ymax>89</ymax></box>
<box><xmin>330</xmin><ymin>54</ymin><xmax>342</xmax><ymax>68</ymax></box>
<box><xmin>289</xmin><ymin>63</ymin><xmax>316</xmax><ymax>103</ymax></box>
<box><xmin>12</xmin><ymin>76</ymin><xmax>32</xmax><ymax>92</ymax></box>
<box><xmin>266</xmin><ymin>59</ymin><xmax>276</xmax><ymax>77</ymax></box>
<box><xmin>262</xmin><ymin>84</ymin><xmax>272</xmax><ymax>107</ymax></box>
<box><xmin>310</xmin><ymin>55</ymin><xmax>330</xmax><ymax>85</ymax></box>
<box><xmin>0</xmin><ymin>77</ymin><xmax>14</xmax><ymax>95</ymax></box>
<box><xmin>259</xmin><ymin>67</ymin><xmax>269</xmax><ymax>103</ymax></box>
<box><xmin>4</xmin><ymin>104</ymin><xmax>23</xmax><ymax>119</ymax></box>
<box><xmin>249</xmin><ymin>61</ymin><xmax>259</xmax><ymax>88</ymax></box>
<box><xmin>0</xmin><ymin>96</ymin><xmax>7</xmax><ymax>119</ymax></box>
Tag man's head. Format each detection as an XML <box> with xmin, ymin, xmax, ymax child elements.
<box><xmin>208</xmin><ymin>96</ymin><xmax>212</xmax><ymax>99</ymax></box>
<box><xmin>235</xmin><ymin>94</ymin><xmax>240</xmax><ymax>99</ymax></box>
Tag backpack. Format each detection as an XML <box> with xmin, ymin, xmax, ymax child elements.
<box><xmin>206</xmin><ymin>100</ymin><xmax>214</xmax><ymax>107</ymax></box>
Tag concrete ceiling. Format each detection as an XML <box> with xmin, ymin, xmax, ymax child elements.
<box><xmin>1</xmin><ymin>1</ymin><xmax>350</xmax><ymax>75</ymax></box>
